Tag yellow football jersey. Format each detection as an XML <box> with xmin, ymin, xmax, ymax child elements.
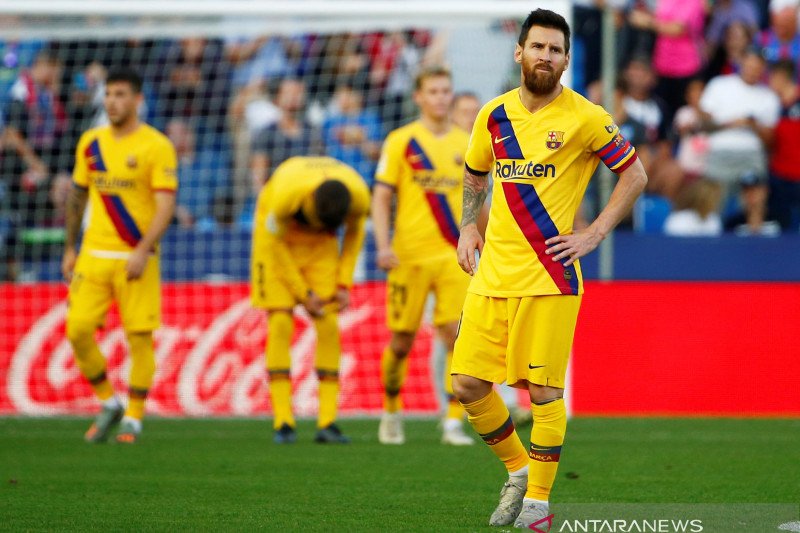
<box><xmin>375</xmin><ymin>120</ymin><xmax>469</xmax><ymax>263</ymax></box>
<box><xmin>252</xmin><ymin>156</ymin><xmax>371</xmax><ymax>296</ymax></box>
<box><xmin>465</xmin><ymin>87</ymin><xmax>638</xmax><ymax>297</ymax></box>
<box><xmin>73</xmin><ymin>124</ymin><xmax>178</xmax><ymax>253</ymax></box>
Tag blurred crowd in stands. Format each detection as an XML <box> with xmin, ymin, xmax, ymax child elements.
<box><xmin>1</xmin><ymin>0</ymin><xmax>799</xmax><ymax>281</ymax></box>
<box><xmin>575</xmin><ymin>0</ymin><xmax>800</xmax><ymax>237</ymax></box>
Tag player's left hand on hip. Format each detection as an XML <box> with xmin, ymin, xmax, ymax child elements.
<box><xmin>125</xmin><ymin>248</ymin><xmax>149</xmax><ymax>280</ymax></box>
<box><xmin>545</xmin><ymin>229</ymin><xmax>602</xmax><ymax>267</ymax></box>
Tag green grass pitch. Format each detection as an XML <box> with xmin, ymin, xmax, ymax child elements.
<box><xmin>2</xmin><ymin>417</ymin><xmax>798</xmax><ymax>531</ymax></box>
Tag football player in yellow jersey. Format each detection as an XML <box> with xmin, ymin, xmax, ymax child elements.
<box><xmin>251</xmin><ymin>156</ymin><xmax>370</xmax><ymax>444</ymax></box>
<box><xmin>451</xmin><ymin>10</ymin><xmax>648</xmax><ymax>529</ymax></box>
<box><xmin>61</xmin><ymin>68</ymin><xmax>178</xmax><ymax>444</ymax></box>
<box><xmin>453</xmin><ymin>93</ymin><xmax>533</xmax><ymax>427</ymax></box>
<box><xmin>372</xmin><ymin>66</ymin><xmax>485</xmax><ymax>446</ymax></box>
<box><xmin>451</xmin><ymin>92</ymin><xmax>481</xmax><ymax>134</ymax></box>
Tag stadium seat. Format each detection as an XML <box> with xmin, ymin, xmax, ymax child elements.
<box><xmin>633</xmin><ymin>194</ymin><xmax>672</xmax><ymax>234</ymax></box>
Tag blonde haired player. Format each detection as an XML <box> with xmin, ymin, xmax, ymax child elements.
<box><xmin>372</xmin><ymin>66</ymin><xmax>486</xmax><ymax>446</ymax></box>
<box><xmin>453</xmin><ymin>9</ymin><xmax>648</xmax><ymax>529</ymax></box>
<box><xmin>62</xmin><ymin>68</ymin><xmax>178</xmax><ymax>444</ymax></box>
<box><xmin>251</xmin><ymin>156</ymin><xmax>370</xmax><ymax>444</ymax></box>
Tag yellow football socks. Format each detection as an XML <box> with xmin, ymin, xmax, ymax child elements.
<box><xmin>126</xmin><ymin>332</ymin><xmax>155</xmax><ymax>420</ymax></box>
<box><xmin>381</xmin><ymin>346</ymin><xmax>408</xmax><ymax>413</ymax></box>
<box><xmin>317</xmin><ymin>371</ymin><xmax>339</xmax><ymax>428</ymax></box>
<box><xmin>67</xmin><ymin>322</ymin><xmax>111</xmax><ymax>399</ymax></box>
<box><xmin>463</xmin><ymin>390</ymin><xmax>528</xmax><ymax>473</ymax></box>
<box><xmin>269</xmin><ymin>373</ymin><xmax>294</xmax><ymax>429</ymax></box>
<box><xmin>125</xmin><ymin>389</ymin><xmax>147</xmax><ymax>420</ymax></box>
<box><xmin>314</xmin><ymin>313</ymin><xmax>341</xmax><ymax>428</ymax></box>
<box><xmin>90</xmin><ymin>372</ymin><xmax>114</xmax><ymax>402</ymax></box>
<box><xmin>526</xmin><ymin>399</ymin><xmax>567</xmax><ymax>500</ymax></box>
<box><xmin>267</xmin><ymin>312</ymin><xmax>294</xmax><ymax>429</ymax></box>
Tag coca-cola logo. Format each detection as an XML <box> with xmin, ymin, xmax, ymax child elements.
<box><xmin>3</xmin><ymin>283</ymin><xmax>440</xmax><ymax>416</ymax></box>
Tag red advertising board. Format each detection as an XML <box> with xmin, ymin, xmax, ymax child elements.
<box><xmin>573</xmin><ymin>281</ymin><xmax>800</xmax><ymax>416</ymax></box>
<box><xmin>2</xmin><ymin>281</ymin><xmax>798</xmax><ymax>417</ymax></box>
<box><xmin>0</xmin><ymin>282</ymin><xmax>436</xmax><ymax>416</ymax></box>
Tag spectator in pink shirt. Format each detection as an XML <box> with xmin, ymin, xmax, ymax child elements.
<box><xmin>629</xmin><ymin>0</ymin><xmax>707</xmax><ymax>124</ymax></box>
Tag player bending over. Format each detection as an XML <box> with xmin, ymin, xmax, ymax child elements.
<box><xmin>251</xmin><ymin>156</ymin><xmax>370</xmax><ymax>444</ymax></box>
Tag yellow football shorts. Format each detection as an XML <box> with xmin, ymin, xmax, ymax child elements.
<box><xmin>66</xmin><ymin>252</ymin><xmax>161</xmax><ymax>333</ymax></box>
<box><xmin>386</xmin><ymin>255</ymin><xmax>470</xmax><ymax>332</ymax></box>
<box><xmin>451</xmin><ymin>292</ymin><xmax>582</xmax><ymax>389</ymax></box>
<box><xmin>251</xmin><ymin>235</ymin><xmax>338</xmax><ymax>310</ymax></box>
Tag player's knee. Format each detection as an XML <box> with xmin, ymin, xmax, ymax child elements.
<box><xmin>437</xmin><ymin>322</ymin><xmax>459</xmax><ymax>350</ymax></box>
<box><xmin>126</xmin><ymin>331</ymin><xmax>156</xmax><ymax>372</ymax></box>
<box><xmin>529</xmin><ymin>383</ymin><xmax>564</xmax><ymax>405</ymax></box>
<box><xmin>268</xmin><ymin>311</ymin><xmax>294</xmax><ymax>339</ymax></box>
<box><xmin>140</xmin><ymin>356</ymin><xmax>156</xmax><ymax>377</ymax></box>
<box><xmin>65</xmin><ymin>320</ymin><xmax>96</xmax><ymax>351</ymax></box>
<box><xmin>313</xmin><ymin>313</ymin><xmax>339</xmax><ymax>337</ymax></box>
<box><xmin>452</xmin><ymin>374</ymin><xmax>492</xmax><ymax>405</ymax></box>
<box><xmin>389</xmin><ymin>332</ymin><xmax>415</xmax><ymax>358</ymax></box>
<box><xmin>314</xmin><ymin>314</ymin><xmax>341</xmax><ymax>367</ymax></box>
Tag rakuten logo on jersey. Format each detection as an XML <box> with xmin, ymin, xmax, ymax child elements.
<box><xmin>495</xmin><ymin>161</ymin><xmax>556</xmax><ymax>180</ymax></box>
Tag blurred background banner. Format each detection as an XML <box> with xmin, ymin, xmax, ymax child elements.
<box><xmin>2</xmin><ymin>280</ymin><xmax>798</xmax><ymax>416</ymax></box>
<box><xmin>1</xmin><ymin>0</ymin><xmax>799</xmax><ymax>419</ymax></box>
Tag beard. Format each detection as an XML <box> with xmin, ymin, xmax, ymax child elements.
<box><xmin>108</xmin><ymin>109</ymin><xmax>135</xmax><ymax>127</ymax></box>
<box><xmin>522</xmin><ymin>62</ymin><xmax>562</xmax><ymax>95</ymax></box>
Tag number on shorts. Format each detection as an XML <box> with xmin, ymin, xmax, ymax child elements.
<box><xmin>389</xmin><ymin>282</ymin><xmax>407</xmax><ymax>314</ymax></box>
<box><xmin>256</xmin><ymin>262</ymin><xmax>266</xmax><ymax>300</ymax></box>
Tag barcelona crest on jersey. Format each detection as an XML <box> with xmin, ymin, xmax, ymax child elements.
<box><xmin>546</xmin><ymin>130</ymin><xmax>564</xmax><ymax>150</ymax></box>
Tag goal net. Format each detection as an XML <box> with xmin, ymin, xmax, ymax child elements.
<box><xmin>0</xmin><ymin>1</ymin><xmax>570</xmax><ymax>417</ymax></box>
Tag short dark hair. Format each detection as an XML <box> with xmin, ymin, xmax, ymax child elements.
<box><xmin>315</xmin><ymin>180</ymin><xmax>351</xmax><ymax>231</ymax></box>
<box><xmin>106</xmin><ymin>67</ymin><xmax>143</xmax><ymax>94</ymax></box>
<box><xmin>770</xmin><ymin>58</ymin><xmax>796</xmax><ymax>80</ymax></box>
<box><xmin>518</xmin><ymin>9</ymin><xmax>571</xmax><ymax>54</ymax></box>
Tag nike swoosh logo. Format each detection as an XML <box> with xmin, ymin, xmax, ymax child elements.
<box><xmin>494</xmin><ymin>135</ymin><xmax>511</xmax><ymax>144</ymax></box>
<box><xmin>528</xmin><ymin>364</ymin><xmax>545</xmax><ymax>369</ymax></box>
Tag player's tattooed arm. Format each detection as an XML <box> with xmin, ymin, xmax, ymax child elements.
<box><xmin>460</xmin><ymin>168</ymin><xmax>489</xmax><ymax>228</ymax></box>
<box><xmin>457</xmin><ymin>168</ymin><xmax>489</xmax><ymax>276</ymax></box>
<box><xmin>64</xmin><ymin>185</ymin><xmax>89</xmax><ymax>251</ymax></box>
<box><xmin>62</xmin><ymin>185</ymin><xmax>88</xmax><ymax>281</ymax></box>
